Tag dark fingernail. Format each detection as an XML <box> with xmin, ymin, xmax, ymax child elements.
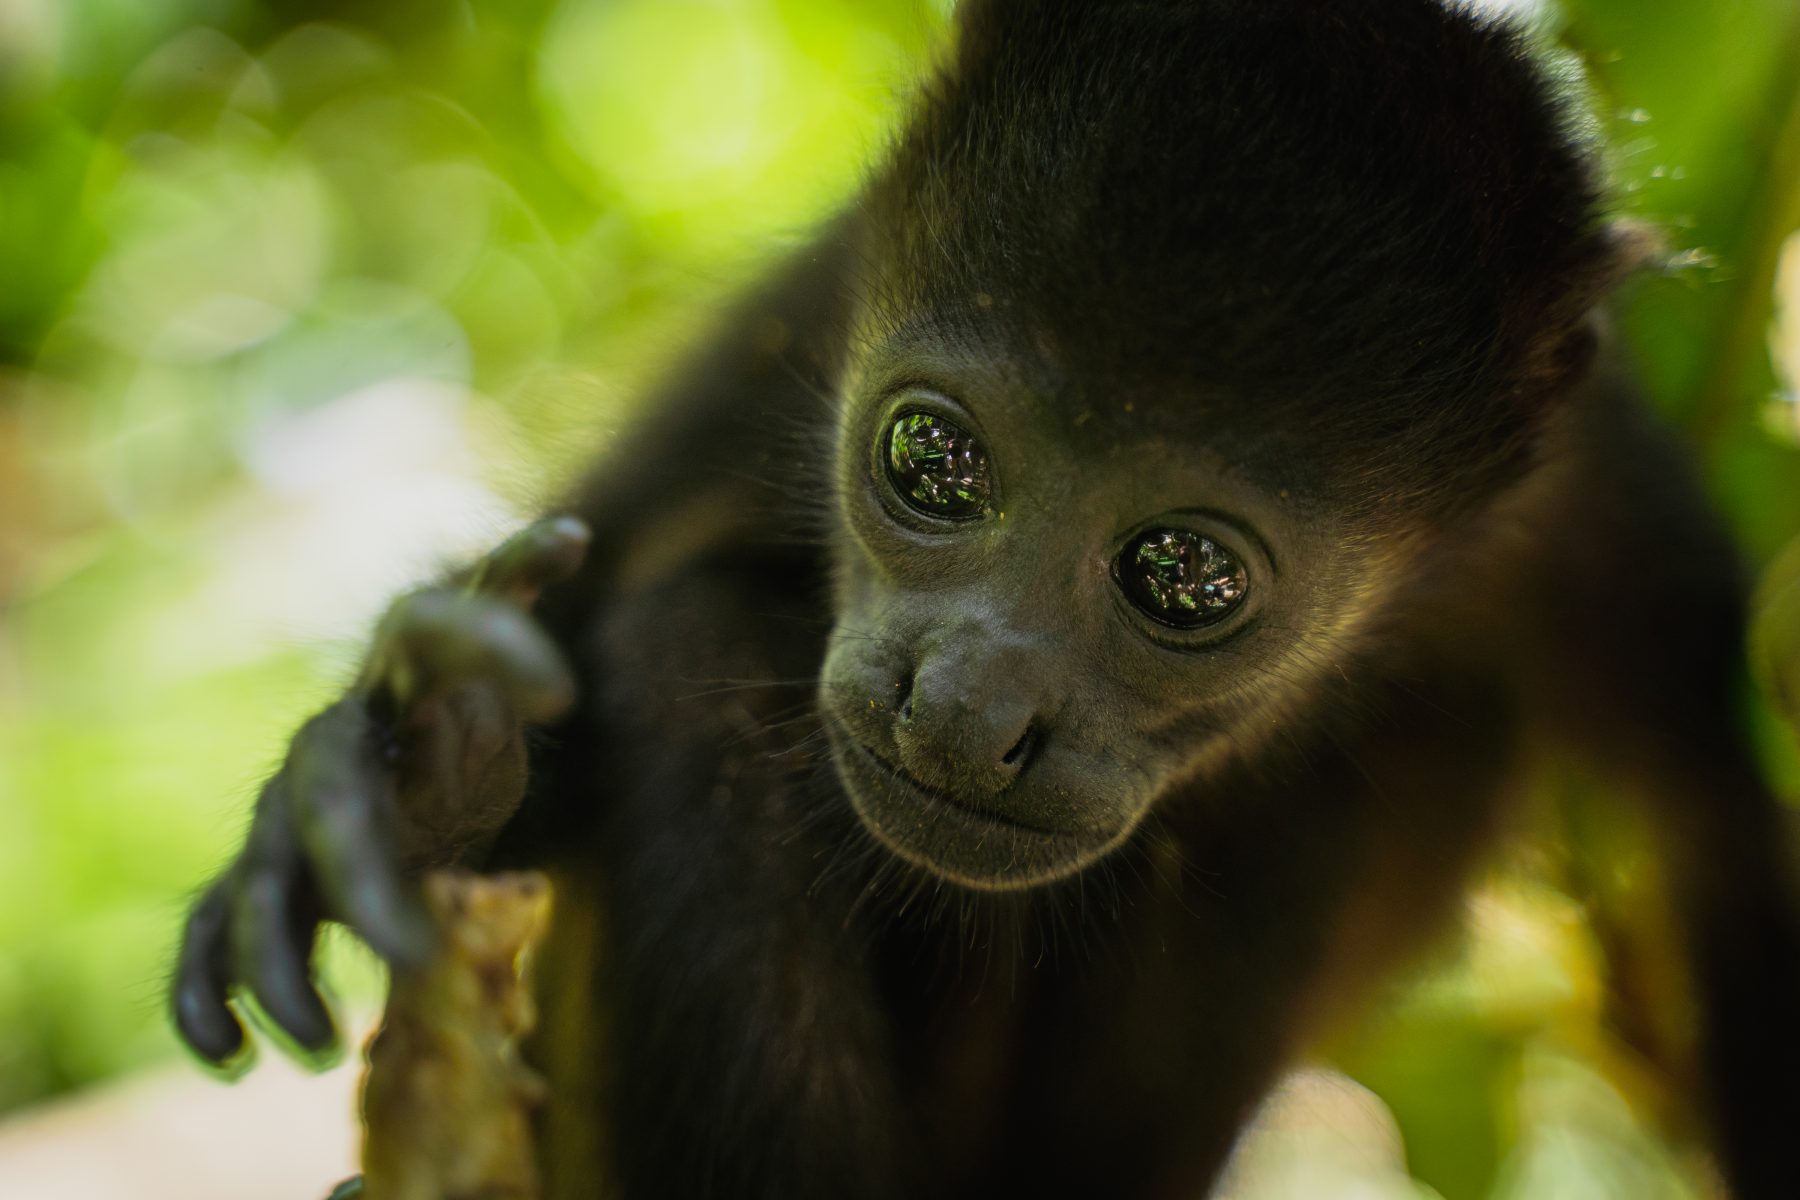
<box><xmin>542</xmin><ymin>514</ymin><xmax>591</xmax><ymax>544</ymax></box>
<box><xmin>267</xmin><ymin>992</ymin><xmax>336</xmax><ymax>1055</ymax></box>
<box><xmin>235</xmin><ymin>987</ymin><xmax>340</xmax><ymax>1071</ymax></box>
<box><xmin>174</xmin><ymin>988</ymin><xmax>246</xmax><ymax>1065</ymax></box>
<box><xmin>535</xmin><ymin>515</ymin><xmax>591</xmax><ymax>579</ymax></box>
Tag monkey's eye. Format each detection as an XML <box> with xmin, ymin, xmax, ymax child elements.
<box><xmin>1116</xmin><ymin>528</ymin><xmax>1248</xmax><ymax>629</ymax></box>
<box><xmin>884</xmin><ymin>411</ymin><xmax>992</xmax><ymax>519</ymax></box>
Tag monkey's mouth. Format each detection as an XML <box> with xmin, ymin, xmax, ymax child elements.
<box><xmin>855</xmin><ymin>740</ymin><xmax>1063</xmax><ymax>836</ymax></box>
<box><xmin>821</xmin><ymin>715</ymin><xmax>1116</xmax><ymax>892</ymax></box>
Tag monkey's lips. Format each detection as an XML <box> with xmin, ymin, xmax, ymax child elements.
<box><xmin>822</xmin><ymin>716</ymin><xmax>1121</xmax><ymax>891</ymax></box>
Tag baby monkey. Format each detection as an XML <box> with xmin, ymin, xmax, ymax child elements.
<box><xmin>174</xmin><ymin>1</ymin><xmax>1800</xmax><ymax>1196</ymax></box>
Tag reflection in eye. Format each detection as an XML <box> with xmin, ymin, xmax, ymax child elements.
<box><xmin>885</xmin><ymin>411</ymin><xmax>992</xmax><ymax>519</ymax></box>
<box><xmin>1117</xmin><ymin>528</ymin><xmax>1247</xmax><ymax>628</ymax></box>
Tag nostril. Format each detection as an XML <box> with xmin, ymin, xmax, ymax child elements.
<box><xmin>1001</xmin><ymin>724</ymin><xmax>1038</xmax><ymax>768</ymax></box>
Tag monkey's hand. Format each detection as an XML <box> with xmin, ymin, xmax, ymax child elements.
<box><xmin>171</xmin><ymin>515</ymin><xmax>590</xmax><ymax>1065</ymax></box>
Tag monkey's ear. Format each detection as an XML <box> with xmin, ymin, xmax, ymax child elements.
<box><xmin>1528</xmin><ymin>313</ymin><xmax>1602</xmax><ymax>395</ymax></box>
<box><xmin>1521</xmin><ymin>217</ymin><xmax>1664</xmax><ymax>393</ymax></box>
<box><xmin>1552</xmin><ymin>217</ymin><xmax>1665</xmax><ymax>321</ymax></box>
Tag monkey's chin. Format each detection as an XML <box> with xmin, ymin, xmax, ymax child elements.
<box><xmin>824</xmin><ymin>722</ymin><xmax>1126</xmax><ymax>893</ymax></box>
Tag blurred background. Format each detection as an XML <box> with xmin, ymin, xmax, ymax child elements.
<box><xmin>0</xmin><ymin>0</ymin><xmax>1796</xmax><ymax>1196</ymax></box>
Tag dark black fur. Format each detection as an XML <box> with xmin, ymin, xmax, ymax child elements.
<box><xmin>874</xmin><ymin>0</ymin><xmax>1617</xmax><ymax>502</ymax></box>
<box><xmin>173</xmin><ymin>3</ymin><xmax>1800</xmax><ymax>1197</ymax></box>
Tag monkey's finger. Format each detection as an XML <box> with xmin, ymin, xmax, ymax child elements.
<box><xmin>390</xmin><ymin>591</ymin><xmax>576</xmax><ymax>724</ymax></box>
<box><xmin>232</xmin><ymin>770</ymin><xmax>337</xmax><ymax>1053</ymax></box>
<box><xmin>230</xmin><ymin>866</ymin><xmax>336</xmax><ymax>1055</ymax></box>
<box><xmin>171</xmin><ymin>880</ymin><xmax>247</xmax><ymax>1064</ymax></box>
<box><xmin>287</xmin><ymin>703</ymin><xmax>436</xmax><ymax>969</ymax></box>
<box><xmin>470</xmin><ymin>515</ymin><xmax>592</xmax><ymax>608</ymax></box>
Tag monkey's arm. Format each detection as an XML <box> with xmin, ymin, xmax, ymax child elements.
<box><xmin>171</xmin><ymin>517</ymin><xmax>590</xmax><ymax>1061</ymax></box>
<box><xmin>521</xmin><ymin>541</ymin><xmax>912</xmax><ymax>1200</ymax></box>
<box><xmin>171</xmin><ymin>227</ymin><xmax>859</xmax><ymax>1065</ymax></box>
<box><xmin>510</xmin><ymin>228</ymin><xmax>922</xmax><ymax>1198</ymax></box>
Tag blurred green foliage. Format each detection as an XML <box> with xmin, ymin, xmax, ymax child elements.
<box><xmin>0</xmin><ymin>1</ymin><xmax>1796</xmax><ymax>1196</ymax></box>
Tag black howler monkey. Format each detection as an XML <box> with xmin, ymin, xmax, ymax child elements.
<box><xmin>171</xmin><ymin>1</ymin><xmax>1800</xmax><ymax>1196</ymax></box>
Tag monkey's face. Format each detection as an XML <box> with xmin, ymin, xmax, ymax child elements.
<box><xmin>817</xmin><ymin>324</ymin><xmax>1437</xmax><ymax>892</ymax></box>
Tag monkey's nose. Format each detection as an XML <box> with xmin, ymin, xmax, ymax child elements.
<box><xmin>892</xmin><ymin>668</ymin><xmax>1042</xmax><ymax>798</ymax></box>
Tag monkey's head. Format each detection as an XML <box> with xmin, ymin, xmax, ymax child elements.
<box><xmin>818</xmin><ymin>0</ymin><xmax>1638</xmax><ymax>890</ymax></box>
